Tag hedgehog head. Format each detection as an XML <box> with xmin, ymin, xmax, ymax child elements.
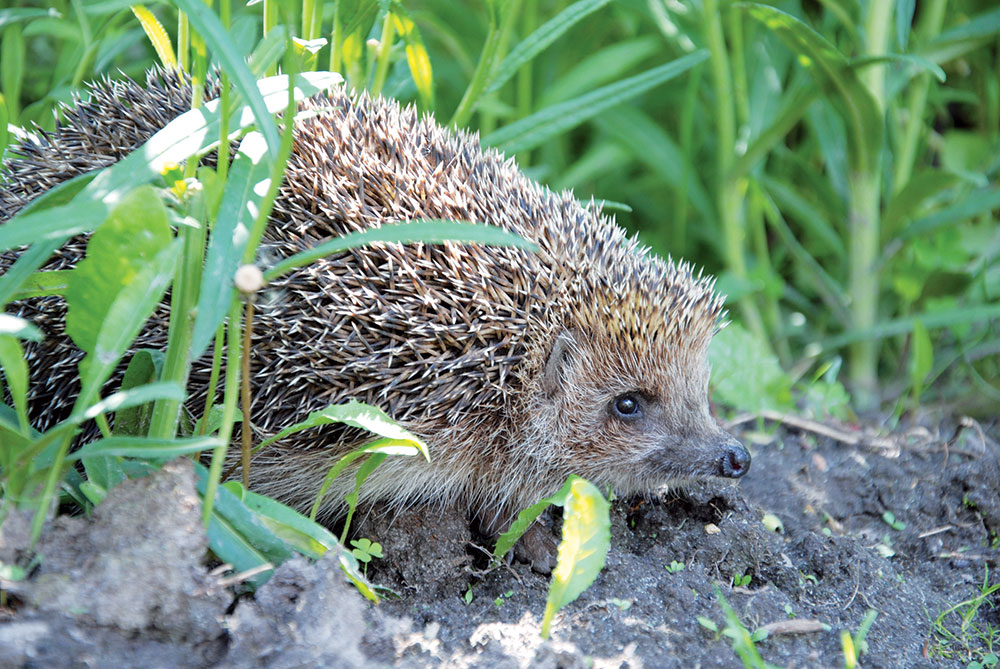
<box><xmin>520</xmin><ymin>221</ymin><xmax>750</xmax><ymax>494</ymax></box>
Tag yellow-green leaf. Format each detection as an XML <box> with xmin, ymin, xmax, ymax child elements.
<box><xmin>131</xmin><ymin>5</ymin><xmax>177</xmax><ymax>69</ymax></box>
<box><xmin>541</xmin><ymin>476</ymin><xmax>610</xmax><ymax>638</ymax></box>
<box><xmin>391</xmin><ymin>3</ymin><xmax>434</xmax><ymax>109</ymax></box>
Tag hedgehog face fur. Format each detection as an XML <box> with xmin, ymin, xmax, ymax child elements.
<box><xmin>0</xmin><ymin>69</ymin><xmax>750</xmax><ymax>534</ymax></box>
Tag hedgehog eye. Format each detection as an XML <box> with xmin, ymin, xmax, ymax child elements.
<box><xmin>612</xmin><ymin>393</ymin><xmax>642</xmax><ymax>419</ymax></box>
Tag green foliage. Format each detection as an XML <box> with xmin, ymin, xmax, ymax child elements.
<box><xmin>1</xmin><ymin>0</ymin><xmax>997</xmax><ymax>599</ymax></box>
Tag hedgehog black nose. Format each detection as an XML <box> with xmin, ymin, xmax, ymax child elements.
<box><xmin>719</xmin><ymin>440</ymin><xmax>751</xmax><ymax>478</ymax></box>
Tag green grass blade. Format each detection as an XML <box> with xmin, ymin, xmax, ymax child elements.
<box><xmin>821</xmin><ymin>304</ymin><xmax>1000</xmax><ymax>350</ymax></box>
<box><xmin>70</xmin><ymin>435</ymin><xmax>220</xmax><ymax>460</ymax></box>
<box><xmin>485</xmin><ymin>0</ymin><xmax>613</xmax><ymax>94</ymax></box>
<box><xmin>0</xmin><ymin>335</ymin><xmax>30</xmax><ymax>434</ymax></box>
<box><xmin>263</xmin><ymin>220</ymin><xmax>538</xmax><ymax>282</ymax></box>
<box><xmin>483</xmin><ymin>50</ymin><xmax>708</xmax><ymax>154</ymax></box>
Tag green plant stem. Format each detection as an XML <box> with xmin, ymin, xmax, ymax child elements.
<box><xmin>450</xmin><ymin>0</ymin><xmax>522</xmax><ymax>128</ymax></box>
<box><xmin>147</xmin><ymin>221</ymin><xmax>205</xmax><ymax>439</ymax></box>
<box><xmin>201</xmin><ymin>300</ymin><xmax>242</xmax><ymax>527</ymax></box>
<box><xmin>848</xmin><ymin>1</ymin><xmax>892</xmax><ymax>406</ymax></box>
<box><xmin>301</xmin><ymin>0</ymin><xmax>315</xmax><ymax>40</ymax></box>
<box><xmin>240</xmin><ymin>300</ymin><xmax>254</xmax><ymax>487</ymax></box>
<box><xmin>329</xmin><ymin>8</ymin><xmax>342</xmax><ymax>72</ymax></box>
<box><xmin>263</xmin><ymin>0</ymin><xmax>279</xmax><ymax>76</ymax></box>
<box><xmin>370</xmin><ymin>10</ymin><xmax>396</xmax><ymax>97</ymax></box>
<box><xmin>178</xmin><ymin>10</ymin><xmax>190</xmax><ymax>72</ymax></box>
<box><xmin>675</xmin><ymin>62</ymin><xmax>703</xmax><ymax>252</ymax></box>
<box><xmin>197</xmin><ymin>323</ymin><xmax>225</xmax><ymax>436</ymax></box>
<box><xmin>893</xmin><ymin>0</ymin><xmax>947</xmax><ymax>193</ymax></box>
<box><xmin>703</xmin><ymin>0</ymin><xmax>767</xmax><ymax>344</ymax></box>
<box><xmin>516</xmin><ymin>0</ymin><xmax>536</xmax><ymax>164</ymax></box>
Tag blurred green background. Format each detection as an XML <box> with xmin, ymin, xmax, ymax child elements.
<box><xmin>2</xmin><ymin>0</ymin><xmax>998</xmax><ymax>418</ymax></box>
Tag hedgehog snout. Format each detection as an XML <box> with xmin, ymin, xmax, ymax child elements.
<box><xmin>717</xmin><ymin>437</ymin><xmax>751</xmax><ymax>478</ymax></box>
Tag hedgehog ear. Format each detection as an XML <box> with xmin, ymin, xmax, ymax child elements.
<box><xmin>542</xmin><ymin>329</ymin><xmax>579</xmax><ymax>398</ymax></box>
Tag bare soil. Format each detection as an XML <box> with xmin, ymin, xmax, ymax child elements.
<box><xmin>1</xmin><ymin>413</ymin><xmax>998</xmax><ymax>668</ymax></box>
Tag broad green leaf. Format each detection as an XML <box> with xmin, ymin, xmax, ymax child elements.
<box><xmin>228</xmin><ymin>482</ymin><xmax>339</xmax><ymax>558</ymax></box>
<box><xmin>710</xmin><ymin>322</ymin><xmax>794</xmax><ymax>413</ymax></box>
<box><xmin>131</xmin><ymin>5</ymin><xmax>176</xmax><ymax>68</ymax></box>
<box><xmin>0</xmin><ymin>314</ymin><xmax>42</xmax><ymax>341</ymax></box>
<box><xmin>485</xmin><ymin>0</ymin><xmax>613</xmax><ymax>94</ymax></box>
<box><xmin>65</xmin><ymin>185</ymin><xmax>172</xmax><ymax>354</ymax></box>
<box><xmin>483</xmin><ymin>50</ymin><xmax>708</xmax><ymax>154</ymax></box>
<box><xmin>10</xmin><ymin>270</ymin><xmax>71</xmax><ymax>300</ymax></box>
<box><xmin>226</xmin><ymin>481</ymin><xmax>379</xmax><ymax>601</ymax></box>
<box><xmin>264</xmin><ymin>221</ymin><xmax>538</xmax><ymax>282</ymax></box>
<box><xmin>541</xmin><ymin>477</ymin><xmax>611</xmax><ymax>638</ymax></box>
<box><xmin>0</xmin><ymin>335</ymin><xmax>29</xmax><ymax>433</ymax></box>
<box><xmin>256</xmin><ymin>400</ymin><xmax>427</xmax><ymax>456</ymax></box>
<box><xmin>896</xmin><ymin>0</ymin><xmax>915</xmax><ymax>50</ymax></box>
<box><xmin>248</xmin><ymin>25</ymin><xmax>288</xmax><ymax>77</ymax></box>
<box><xmin>391</xmin><ymin>3</ymin><xmax>434</xmax><ymax>110</ymax></box>
<box><xmin>739</xmin><ymin>3</ymin><xmax>882</xmax><ymax>174</ymax></box>
<box><xmin>190</xmin><ymin>132</ymin><xmax>267</xmax><ymax>360</ymax></box>
<box><xmin>113</xmin><ymin>349</ymin><xmax>167</xmax><ymax>436</ymax></box>
<box><xmin>494</xmin><ymin>477</ymin><xmax>575</xmax><ymax>562</ymax></box>
<box><xmin>75</xmin><ymin>239</ymin><xmax>182</xmax><ymax>411</ymax></box>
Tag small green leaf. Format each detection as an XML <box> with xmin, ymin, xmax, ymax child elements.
<box><xmin>540</xmin><ymin>477</ymin><xmax>611</xmax><ymax>638</ymax></box>
<box><xmin>114</xmin><ymin>350</ymin><xmax>167</xmax><ymax>436</ymax></box>
<box><xmin>697</xmin><ymin>616</ymin><xmax>719</xmax><ymax>633</ymax></box>
<box><xmin>390</xmin><ymin>3</ymin><xmax>434</xmax><ymax>110</ymax></box>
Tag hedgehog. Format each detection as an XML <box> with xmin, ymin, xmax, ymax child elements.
<box><xmin>1</xmin><ymin>69</ymin><xmax>750</xmax><ymax>558</ymax></box>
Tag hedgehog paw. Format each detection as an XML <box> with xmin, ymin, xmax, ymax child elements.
<box><xmin>513</xmin><ymin>521</ymin><xmax>558</xmax><ymax>575</ymax></box>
